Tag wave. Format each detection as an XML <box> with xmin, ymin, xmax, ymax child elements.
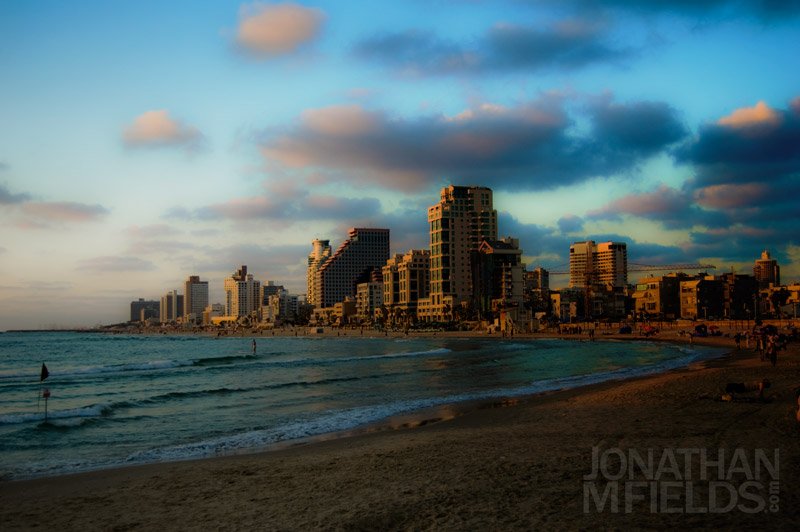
<box><xmin>0</xmin><ymin>402</ymin><xmax>117</xmax><ymax>426</ymax></box>
<box><xmin>192</xmin><ymin>354</ymin><xmax>259</xmax><ymax>366</ymax></box>
<box><xmin>124</xmin><ymin>346</ymin><xmax>717</xmax><ymax>465</ymax></box>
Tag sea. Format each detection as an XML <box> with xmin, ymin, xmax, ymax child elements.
<box><xmin>0</xmin><ymin>331</ymin><xmax>726</xmax><ymax>480</ymax></box>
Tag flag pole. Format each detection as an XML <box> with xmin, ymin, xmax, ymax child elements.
<box><xmin>40</xmin><ymin>363</ymin><xmax>50</xmax><ymax>422</ymax></box>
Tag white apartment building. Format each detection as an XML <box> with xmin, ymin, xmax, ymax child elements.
<box><xmin>224</xmin><ymin>265</ymin><xmax>261</xmax><ymax>318</ymax></box>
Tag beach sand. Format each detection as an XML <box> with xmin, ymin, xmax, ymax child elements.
<box><xmin>2</xmin><ymin>335</ymin><xmax>799</xmax><ymax>530</ymax></box>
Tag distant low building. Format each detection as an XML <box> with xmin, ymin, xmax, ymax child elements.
<box><xmin>130</xmin><ymin>298</ymin><xmax>159</xmax><ymax>322</ymax></box>
<box><xmin>203</xmin><ymin>303</ymin><xmax>225</xmax><ymax>326</ymax></box>
<box><xmin>473</xmin><ymin>237</ymin><xmax>525</xmax><ymax>317</ymax></box>
<box><xmin>680</xmin><ymin>276</ymin><xmax>725</xmax><ymax>320</ymax></box>
<box><xmin>356</xmin><ymin>281</ymin><xmax>383</xmax><ymax>321</ymax></box>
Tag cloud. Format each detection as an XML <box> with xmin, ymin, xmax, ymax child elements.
<box><xmin>585</xmin><ymin>183</ymin><xmax>734</xmax><ymax>230</ymax></box>
<box><xmin>0</xmin><ymin>162</ymin><xmax>9</xmax><ymax>172</ymax></box>
<box><xmin>124</xmin><ymin>224</ymin><xmax>181</xmax><ymax>239</ymax></box>
<box><xmin>123</xmin><ymin>110</ymin><xmax>204</xmax><ymax>150</ymax></box>
<box><xmin>586</xmin><ymin>99</ymin><xmax>688</xmax><ymax>156</ymax></box>
<box><xmin>21</xmin><ymin>202</ymin><xmax>109</xmax><ymax>223</ymax></box>
<box><xmin>259</xmin><ymin>94</ymin><xmax>687</xmax><ymax>191</ymax></box>
<box><xmin>590</xmin><ymin>184</ymin><xmax>691</xmax><ymax>218</ymax></box>
<box><xmin>557</xmin><ymin>214</ymin><xmax>585</xmax><ymax>233</ymax></box>
<box><xmin>169</xmin><ymin>180</ymin><xmax>382</xmax><ymax>223</ymax></box>
<box><xmin>0</xmin><ymin>184</ymin><xmax>31</xmax><ymax>204</ymax></box>
<box><xmin>536</xmin><ymin>0</ymin><xmax>800</xmax><ymax>20</ymax></box>
<box><xmin>76</xmin><ymin>256</ymin><xmax>157</xmax><ymax>272</ymax></box>
<box><xmin>354</xmin><ymin>19</ymin><xmax>629</xmax><ymax>76</ymax></box>
<box><xmin>692</xmin><ymin>182</ymin><xmax>770</xmax><ymax>209</ymax></box>
<box><xmin>236</xmin><ymin>2</ymin><xmax>325</xmax><ymax>57</ymax></box>
<box><xmin>676</xmin><ymin>98</ymin><xmax>800</xmax><ymax>185</ymax></box>
<box><xmin>717</xmin><ymin>101</ymin><xmax>781</xmax><ymax>128</ymax></box>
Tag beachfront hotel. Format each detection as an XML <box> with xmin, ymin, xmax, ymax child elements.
<box><xmin>306</xmin><ymin>239</ymin><xmax>332</xmax><ymax>307</ymax></box>
<box><xmin>312</xmin><ymin>228</ymin><xmax>390</xmax><ymax>309</ymax></box>
<box><xmin>569</xmin><ymin>241</ymin><xmax>628</xmax><ymax>290</ymax></box>
<box><xmin>422</xmin><ymin>185</ymin><xmax>498</xmax><ymax>321</ymax></box>
<box><xmin>224</xmin><ymin>265</ymin><xmax>261</xmax><ymax>318</ymax></box>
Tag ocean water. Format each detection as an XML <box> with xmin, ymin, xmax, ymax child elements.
<box><xmin>0</xmin><ymin>332</ymin><xmax>725</xmax><ymax>480</ymax></box>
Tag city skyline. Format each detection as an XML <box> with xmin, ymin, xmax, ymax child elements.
<box><xmin>1</xmin><ymin>1</ymin><xmax>799</xmax><ymax>329</ymax></box>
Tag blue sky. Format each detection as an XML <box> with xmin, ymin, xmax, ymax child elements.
<box><xmin>1</xmin><ymin>0</ymin><xmax>799</xmax><ymax>329</ymax></box>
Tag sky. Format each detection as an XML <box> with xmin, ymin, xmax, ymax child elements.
<box><xmin>1</xmin><ymin>0</ymin><xmax>799</xmax><ymax>330</ymax></box>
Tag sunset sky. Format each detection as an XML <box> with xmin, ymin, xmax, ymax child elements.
<box><xmin>1</xmin><ymin>0</ymin><xmax>799</xmax><ymax>329</ymax></box>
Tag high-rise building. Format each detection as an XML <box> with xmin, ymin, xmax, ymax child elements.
<box><xmin>382</xmin><ymin>249</ymin><xmax>431</xmax><ymax>314</ymax></box>
<box><xmin>569</xmin><ymin>241</ymin><xmax>628</xmax><ymax>290</ymax></box>
<box><xmin>314</xmin><ymin>228</ymin><xmax>390</xmax><ymax>309</ymax></box>
<box><xmin>184</xmin><ymin>275</ymin><xmax>209</xmax><ymax>324</ymax></box>
<box><xmin>426</xmin><ymin>185</ymin><xmax>497</xmax><ymax>320</ymax></box>
<box><xmin>160</xmin><ymin>290</ymin><xmax>184</xmax><ymax>323</ymax></box>
<box><xmin>224</xmin><ymin>265</ymin><xmax>261</xmax><ymax>318</ymax></box>
<box><xmin>753</xmin><ymin>250</ymin><xmax>780</xmax><ymax>288</ymax></box>
<box><xmin>307</xmin><ymin>239</ymin><xmax>332</xmax><ymax>307</ymax></box>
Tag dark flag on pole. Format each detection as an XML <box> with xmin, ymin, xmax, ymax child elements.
<box><xmin>40</xmin><ymin>363</ymin><xmax>49</xmax><ymax>382</ymax></box>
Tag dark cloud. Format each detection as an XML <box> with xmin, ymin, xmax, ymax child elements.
<box><xmin>674</xmin><ymin>99</ymin><xmax>800</xmax><ymax>187</ymax></box>
<box><xmin>534</xmin><ymin>0</ymin><xmax>800</xmax><ymax>19</ymax></box>
<box><xmin>587</xmin><ymin>100</ymin><xmax>688</xmax><ymax>157</ymax></box>
<box><xmin>259</xmin><ymin>95</ymin><xmax>688</xmax><ymax>192</ymax></box>
<box><xmin>557</xmin><ymin>214</ymin><xmax>585</xmax><ymax>233</ymax></box>
<box><xmin>0</xmin><ymin>184</ymin><xmax>31</xmax><ymax>205</ymax></box>
<box><xmin>672</xmin><ymin>98</ymin><xmax>800</xmax><ymax>255</ymax></box>
<box><xmin>353</xmin><ymin>19</ymin><xmax>630</xmax><ymax>76</ymax></box>
<box><xmin>587</xmin><ymin>184</ymin><xmax>730</xmax><ymax>230</ymax></box>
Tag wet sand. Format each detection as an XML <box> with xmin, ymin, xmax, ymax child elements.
<box><xmin>2</xmin><ymin>334</ymin><xmax>799</xmax><ymax>530</ymax></box>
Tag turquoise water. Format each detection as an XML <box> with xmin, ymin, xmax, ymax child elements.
<box><xmin>0</xmin><ymin>332</ymin><xmax>725</xmax><ymax>480</ymax></box>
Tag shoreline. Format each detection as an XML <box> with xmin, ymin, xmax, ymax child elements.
<box><xmin>3</xmin><ymin>335</ymin><xmax>798</xmax><ymax>528</ymax></box>
<box><xmin>2</xmin><ymin>334</ymin><xmax>725</xmax><ymax>483</ymax></box>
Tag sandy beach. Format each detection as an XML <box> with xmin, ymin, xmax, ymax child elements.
<box><xmin>2</xmin><ymin>333</ymin><xmax>799</xmax><ymax>530</ymax></box>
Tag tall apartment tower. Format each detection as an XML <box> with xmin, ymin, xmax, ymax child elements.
<box><xmin>569</xmin><ymin>241</ymin><xmax>628</xmax><ymax>290</ymax></box>
<box><xmin>569</xmin><ymin>241</ymin><xmax>595</xmax><ymax>289</ymax></box>
<box><xmin>315</xmin><ymin>228</ymin><xmax>390</xmax><ymax>308</ymax></box>
<box><xmin>184</xmin><ymin>275</ymin><xmax>209</xmax><ymax>323</ymax></box>
<box><xmin>224</xmin><ymin>265</ymin><xmax>261</xmax><ymax>318</ymax></box>
<box><xmin>307</xmin><ymin>239</ymin><xmax>332</xmax><ymax>307</ymax></box>
<box><xmin>753</xmin><ymin>250</ymin><xmax>780</xmax><ymax>288</ymax></box>
<box><xmin>427</xmin><ymin>185</ymin><xmax>497</xmax><ymax>320</ymax></box>
<box><xmin>160</xmin><ymin>290</ymin><xmax>184</xmax><ymax>323</ymax></box>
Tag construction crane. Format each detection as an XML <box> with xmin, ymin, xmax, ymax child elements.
<box><xmin>544</xmin><ymin>263</ymin><xmax>716</xmax><ymax>275</ymax></box>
